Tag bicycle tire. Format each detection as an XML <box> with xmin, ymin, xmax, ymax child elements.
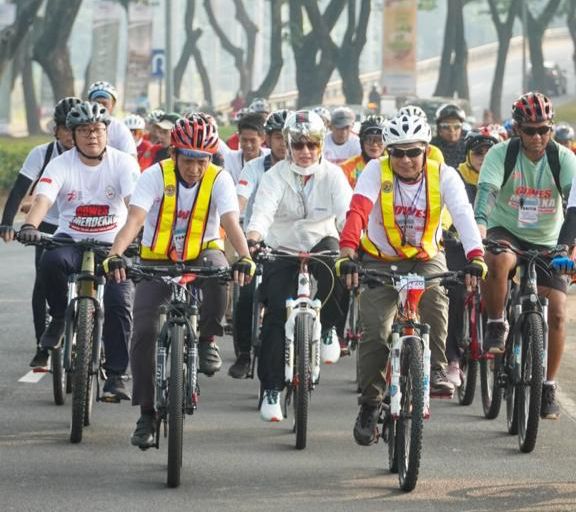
<box><xmin>385</xmin><ymin>412</ymin><xmax>398</xmax><ymax>473</ymax></box>
<box><xmin>167</xmin><ymin>323</ymin><xmax>184</xmax><ymax>488</ymax></box>
<box><xmin>457</xmin><ymin>355</ymin><xmax>478</xmax><ymax>406</ymax></box>
<box><xmin>480</xmin><ymin>354</ymin><xmax>503</xmax><ymax>419</ymax></box>
<box><xmin>294</xmin><ymin>314</ymin><xmax>312</xmax><ymax>450</ymax></box>
<box><xmin>518</xmin><ymin>312</ymin><xmax>544</xmax><ymax>453</ymax></box>
<box><xmin>506</xmin><ymin>370</ymin><xmax>519</xmax><ymax>435</ymax></box>
<box><xmin>52</xmin><ymin>346</ymin><xmax>66</xmax><ymax>406</ymax></box>
<box><xmin>396</xmin><ymin>337</ymin><xmax>424</xmax><ymax>492</ymax></box>
<box><xmin>70</xmin><ymin>298</ymin><xmax>95</xmax><ymax>444</ymax></box>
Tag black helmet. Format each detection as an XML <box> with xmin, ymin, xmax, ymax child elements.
<box><xmin>264</xmin><ymin>109</ymin><xmax>291</xmax><ymax>134</ymax></box>
<box><xmin>66</xmin><ymin>101</ymin><xmax>111</xmax><ymax>130</ymax></box>
<box><xmin>359</xmin><ymin>115</ymin><xmax>386</xmax><ymax>139</ymax></box>
<box><xmin>53</xmin><ymin>97</ymin><xmax>82</xmax><ymax>126</ymax></box>
<box><xmin>435</xmin><ymin>103</ymin><xmax>466</xmax><ymax>123</ymax></box>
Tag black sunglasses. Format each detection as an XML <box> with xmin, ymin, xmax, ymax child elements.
<box><xmin>388</xmin><ymin>147</ymin><xmax>425</xmax><ymax>158</ymax></box>
<box><xmin>291</xmin><ymin>141</ymin><xmax>320</xmax><ymax>151</ymax></box>
<box><xmin>521</xmin><ymin>125</ymin><xmax>552</xmax><ymax>136</ymax></box>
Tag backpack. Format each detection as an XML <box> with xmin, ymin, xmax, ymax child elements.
<box><xmin>29</xmin><ymin>141</ymin><xmax>55</xmax><ymax>195</ymax></box>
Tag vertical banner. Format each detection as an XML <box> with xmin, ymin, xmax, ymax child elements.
<box><xmin>124</xmin><ymin>3</ymin><xmax>153</xmax><ymax>113</ymax></box>
<box><xmin>86</xmin><ymin>0</ymin><xmax>121</xmax><ymax>92</ymax></box>
<box><xmin>381</xmin><ymin>0</ymin><xmax>418</xmax><ymax>97</ymax></box>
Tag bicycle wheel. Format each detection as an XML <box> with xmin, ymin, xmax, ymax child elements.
<box><xmin>293</xmin><ymin>314</ymin><xmax>312</xmax><ymax>450</ymax></box>
<box><xmin>167</xmin><ymin>324</ymin><xmax>184</xmax><ymax>488</ymax></box>
<box><xmin>52</xmin><ymin>346</ymin><xmax>66</xmax><ymax>406</ymax></box>
<box><xmin>505</xmin><ymin>366</ymin><xmax>518</xmax><ymax>435</ymax></box>
<box><xmin>396</xmin><ymin>337</ymin><xmax>424</xmax><ymax>492</ymax></box>
<box><xmin>518</xmin><ymin>313</ymin><xmax>544</xmax><ymax>453</ymax></box>
<box><xmin>382</xmin><ymin>408</ymin><xmax>398</xmax><ymax>473</ymax></box>
<box><xmin>70</xmin><ymin>298</ymin><xmax>95</xmax><ymax>444</ymax></box>
<box><xmin>480</xmin><ymin>354</ymin><xmax>502</xmax><ymax>419</ymax></box>
<box><xmin>458</xmin><ymin>301</ymin><xmax>479</xmax><ymax>406</ymax></box>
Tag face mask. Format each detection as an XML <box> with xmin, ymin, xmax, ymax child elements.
<box><xmin>290</xmin><ymin>161</ymin><xmax>321</xmax><ymax>176</ymax></box>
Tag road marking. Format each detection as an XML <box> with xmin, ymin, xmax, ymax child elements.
<box><xmin>18</xmin><ymin>371</ymin><xmax>47</xmax><ymax>383</ymax></box>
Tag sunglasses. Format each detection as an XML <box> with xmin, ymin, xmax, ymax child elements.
<box><xmin>439</xmin><ymin>122</ymin><xmax>463</xmax><ymax>130</ymax></box>
<box><xmin>388</xmin><ymin>147</ymin><xmax>425</xmax><ymax>159</ymax></box>
<box><xmin>291</xmin><ymin>141</ymin><xmax>320</xmax><ymax>151</ymax></box>
<box><xmin>521</xmin><ymin>125</ymin><xmax>552</xmax><ymax>136</ymax></box>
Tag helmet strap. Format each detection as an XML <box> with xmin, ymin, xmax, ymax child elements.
<box><xmin>73</xmin><ymin>133</ymin><xmax>107</xmax><ymax>162</ymax></box>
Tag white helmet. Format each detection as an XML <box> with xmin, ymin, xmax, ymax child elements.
<box><xmin>312</xmin><ymin>106</ymin><xmax>331</xmax><ymax>125</ymax></box>
<box><xmin>398</xmin><ymin>105</ymin><xmax>427</xmax><ymax>121</ymax></box>
<box><xmin>87</xmin><ymin>81</ymin><xmax>118</xmax><ymax>102</ymax></box>
<box><xmin>283</xmin><ymin>111</ymin><xmax>326</xmax><ymax>147</ymax></box>
<box><xmin>124</xmin><ymin>114</ymin><xmax>145</xmax><ymax>130</ymax></box>
<box><xmin>248</xmin><ymin>97</ymin><xmax>270</xmax><ymax>114</ymax></box>
<box><xmin>383</xmin><ymin>114</ymin><xmax>431</xmax><ymax>146</ymax></box>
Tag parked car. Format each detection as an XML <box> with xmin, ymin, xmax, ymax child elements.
<box><xmin>527</xmin><ymin>62</ymin><xmax>568</xmax><ymax>97</ymax></box>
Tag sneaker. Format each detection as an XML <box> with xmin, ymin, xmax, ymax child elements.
<box><xmin>228</xmin><ymin>352</ymin><xmax>251</xmax><ymax>379</ymax></box>
<box><xmin>353</xmin><ymin>403</ymin><xmax>380</xmax><ymax>446</ymax></box>
<box><xmin>102</xmin><ymin>373</ymin><xmax>132</xmax><ymax>401</ymax></box>
<box><xmin>541</xmin><ymin>382</ymin><xmax>560</xmax><ymax>419</ymax></box>
<box><xmin>130</xmin><ymin>414</ymin><xmax>156</xmax><ymax>450</ymax></box>
<box><xmin>39</xmin><ymin>318</ymin><xmax>65</xmax><ymax>349</ymax></box>
<box><xmin>483</xmin><ymin>320</ymin><xmax>508</xmax><ymax>354</ymax></box>
<box><xmin>29</xmin><ymin>347</ymin><xmax>50</xmax><ymax>369</ymax></box>
<box><xmin>446</xmin><ymin>361</ymin><xmax>462</xmax><ymax>388</ymax></box>
<box><xmin>198</xmin><ymin>337</ymin><xmax>222</xmax><ymax>375</ymax></box>
<box><xmin>321</xmin><ymin>327</ymin><xmax>341</xmax><ymax>364</ymax></box>
<box><xmin>260</xmin><ymin>389</ymin><xmax>283</xmax><ymax>422</ymax></box>
<box><xmin>430</xmin><ymin>367</ymin><xmax>455</xmax><ymax>398</ymax></box>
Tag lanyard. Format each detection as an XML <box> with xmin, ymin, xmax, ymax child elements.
<box><xmin>395</xmin><ymin>176</ymin><xmax>425</xmax><ymax>246</ymax></box>
<box><xmin>518</xmin><ymin>152</ymin><xmax>547</xmax><ymax>208</ymax></box>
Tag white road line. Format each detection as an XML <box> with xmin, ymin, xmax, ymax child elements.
<box><xmin>18</xmin><ymin>371</ymin><xmax>47</xmax><ymax>383</ymax></box>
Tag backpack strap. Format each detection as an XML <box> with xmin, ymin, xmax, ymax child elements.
<box><xmin>545</xmin><ymin>140</ymin><xmax>562</xmax><ymax>195</ymax></box>
<box><xmin>29</xmin><ymin>141</ymin><xmax>55</xmax><ymax>195</ymax></box>
<box><xmin>502</xmin><ymin>137</ymin><xmax>521</xmax><ymax>188</ymax></box>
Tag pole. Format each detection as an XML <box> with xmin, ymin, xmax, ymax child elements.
<box><xmin>165</xmin><ymin>0</ymin><xmax>173</xmax><ymax>112</ymax></box>
<box><xmin>521</xmin><ymin>1</ymin><xmax>527</xmax><ymax>92</ymax></box>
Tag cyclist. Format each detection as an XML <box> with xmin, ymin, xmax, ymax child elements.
<box><xmin>150</xmin><ymin>113</ymin><xmax>181</xmax><ymax>163</ymax></box>
<box><xmin>312</xmin><ymin>106</ymin><xmax>331</xmax><ymax>129</ymax></box>
<box><xmin>323</xmin><ymin>106</ymin><xmax>361</xmax><ymax>165</ymax></box>
<box><xmin>430</xmin><ymin>103</ymin><xmax>467</xmax><ymax>168</ymax></box>
<box><xmin>340</xmin><ymin>115</ymin><xmax>386</xmax><ymax>188</ymax></box>
<box><xmin>102</xmin><ymin>116</ymin><xmax>254</xmax><ymax>449</ymax></box>
<box><xmin>87</xmin><ymin>81</ymin><xmax>137</xmax><ymax>157</ymax></box>
<box><xmin>229</xmin><ymin>109</ymin><xmax>290</xmax><ymax>379</ymax></box>
<box><xmin>145</xmin><ymin>109</ymin><xmax>165</xmax><ymax>144</ymax></box>
<box><xmin>17</xmin><ymin>101</ymin><xmax>140</xmax><ymax>399</ymax></box>
<box><xmin>554</xmin><ymin>123</ymin><xmax>576</xmax><ymax>154</ymax></box>
<box><xmin>245</xmin><ymin>110</ymin><xmax>352</xmax><ymax>422</ymax></box>
<box><xmin>227</xmin><ymin>99</ymin><xmax>270</xmax><ymax>151</ymax></box>
<box><xmin>398</xmin><ymin>105</ymin><xmax>445</xmax><ymax>164</ymax></box>
<box><xmin>475</xmin><ymin>92</ymin><xmax>576</xmax><ymax>419</ymax></box>
<box><xmin>124</xmin><ymin>114</ymin><xmax>154</xmax><ymax>171</ymax></box>
<box><xmin>336</xmin><ymin>112</ymin><xmax>485</xmax><ymax>445</ymax></box>
<box><xmin>0</xmin><ymin>96</ymin><xmax>81</xmax><ymax>367</ymax></box>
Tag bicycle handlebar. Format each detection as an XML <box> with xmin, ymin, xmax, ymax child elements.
<box><xmin>360</xmin><ymin>267</ymin><xmax>465</xmax><ymax>288</ymax></box>
<box><xmin>483</xmin><ymin>239</ymin><xmax>567</xmax><ymax>259</ymax></box>
<box><xmin>126</xmin><ymin>262</ymin><xmax>231</xmax><ymax>282</ymax></box>
<box><xmin>255</xmin><ymin>247</ymin><xmax>340</xmax><ymax>262</ymax></box>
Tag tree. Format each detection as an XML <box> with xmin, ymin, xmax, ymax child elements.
<box><xmin>33</xmin><ymin>0</ymin><xmax>83</xmax><ymax>100</ymax></box>
<box><xmin>487</xmin><ymin>0</ymin><xmax>520</xmax><ymax>121</ymax></box>
<box><xmin>565</xmin><ymin>0</ymin><xmax>576</xmax><ymax>76</ymax></box>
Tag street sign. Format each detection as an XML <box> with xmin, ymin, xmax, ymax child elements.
<box><xmin>151</xmin><ymin>49</ymin><xmax>165</xmax><ymax>79</ymax></box>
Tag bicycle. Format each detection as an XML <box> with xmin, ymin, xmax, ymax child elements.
<box><xmin>257</xmin><ymin>247</ymin><xmax>338</xmax><ymax>450</ymax></box>
<box><xmin>360</xmin><ymin>267</ymin><xmax>463</xmax><ymax>492</ymax></box>
<box><xmin>482</xmin><ymin>239</ymin><xmax>563</xmax><ymax>453</ymax></box>
<box><xmin>127</xmin><ymin>262</ymin><xmax>230</xmax><ymax>488</ymax></box>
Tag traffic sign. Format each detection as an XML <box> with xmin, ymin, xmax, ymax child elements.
<box><xmin>151</xmin><ymin>49</ymin><xmax>165</xmax><ymax>79</ymax></box>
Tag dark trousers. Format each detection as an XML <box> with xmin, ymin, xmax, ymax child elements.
<box><xmin>130</xmin><ymin>249</ymin><xmax>227</xmax><ymax>409</ymax></box>
<box><xmin>233</xmin><ymin>277</ymin><xmax>257</xmax><ymax>354</ymax></box>
<box><xmin>257</xmin><ymin>237</ymin><xmax>349</xmax><ymax>390</ymax></box>
<box><xmin>444</xmin><ymin>241</ymin><xmax>467</xmax><ymax>363</ymax></box>
<box><xmin>39</xmin><ymin>237</ymin><xmax>134</xmax><ymax>374</ymax></box>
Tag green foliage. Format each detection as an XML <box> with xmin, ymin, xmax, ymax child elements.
<box><xmin>418</xmin><ymin>0</ymin><xmax>437</xmax><ymax>10</ymax></box>
<box><xmin>556</xmin><ymin>100</ymin><xmax>576</xmax><ymax>124</ymax></box>
<box><xmin>0</xmin><ymin>136</ymin><xmax>51</xmax><ymax>191</ymax></box>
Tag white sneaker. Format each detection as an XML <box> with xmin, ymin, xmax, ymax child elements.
<box><xmin>321</xmin><ymin>327</ymin><xmax>340</xmax><ymax>364</ymax></box>
<box><xmin>260</xmin><ymin>389</ymin><xmax>283</xmax><ymax>422</ymax></box>
<box><xmin>446</xmin><ymin>361</ymin><xmax>462</xmax><ymax>388</ymax></box>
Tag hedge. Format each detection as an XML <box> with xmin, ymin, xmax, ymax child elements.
<box><xmin>0</xmin><ymin>136</ymin><xmax>51</xmax><ymax>191</ymax></box>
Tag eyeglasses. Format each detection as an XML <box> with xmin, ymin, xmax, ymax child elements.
<box><xmin>291</xmin><ymin>141</ymin><xmax>320</xmax><ymax>151</ymax></box>
<box><xmin>76</xmin><ymin>126</ymin><xmax>107</xmax><ymax>137</ymax></box>
<box><xmin>388</xmin><ymin>147</ymin><xmax>425</xmax><ymax>159</ymax></box>
<box><xmin>364</xmin><ymin>135</ymin><xmax>384</xmax><ymax>146</ymax></box>
<box><xmin>521</xmin><ymin>125</ymin><xmax>552</xmax><ymax>136</ymax></box>
<box><xmin>438</xmin><ymin>122</ymin><xmax>463</xmax><ymax>131</ymax></box>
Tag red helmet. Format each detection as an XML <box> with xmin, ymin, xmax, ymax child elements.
<box><xmin>170</xmin><ymin>117</ymin><xmax>219</xmax><ymax>156</ymax></box>
<box><xmin>512</xmin><ymin>92</ymin><xmax>554</xmax><ymax>124</ymax></box>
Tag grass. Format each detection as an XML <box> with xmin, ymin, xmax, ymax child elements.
<box><xmin>555</xmin><ymin>99</ymin><xmax>576</xmax><ymax>123</ymax></box>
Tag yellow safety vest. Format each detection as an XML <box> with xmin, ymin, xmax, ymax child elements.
<box><xmin>360</xmin><ymin>158</ymin><xmax>442</xmax><ymax>261</ymax></box>
<box><xmin>140</xmin><ymin>159</ymin><xmax>223</xmax><ymax>261</ymax></box>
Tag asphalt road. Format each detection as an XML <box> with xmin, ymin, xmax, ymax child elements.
<box><xmin>1</xmin><ymin>242</ymin><xmax>576</xmax><ymax>512</ymax></box>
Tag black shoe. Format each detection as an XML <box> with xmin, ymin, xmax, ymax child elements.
<box><xmin>541</xmin><ymin>383</ymin><xmax>560</xmax><ymax>419</ymax></box>
<box><xmin>29</xmin><ymin>347</ymin><xmax>50</xmax><ymax>368</ymax></box>
<box><xmin>39</xmin><ymin>318</ymin><xmax>65</xmax><ymax>349</ymax></box>
<box><xmin>228</xmin><ymin>352</ymin><xmax>251</xmax><ymax>379</ymax></box>
<box><xmin>130</xmin><ymin>414</ymin><xmax>156</xmax><ymax>450</ymax></box>
<box><xmin>353</xmin><ymin>404</ymin><xmax>380</xmax><ymax>446</ymax></box>
<box><xmin>483</xmin><ymin>321</ymin><xmax>508</xmax><ymax>354</ymax></box>
<box><xmin>102</xmin><ymin>373</ymin><xmax>131</xmax><ymax>401</ymax></box>
<box><xmin>198</xmin><ymin>339</ymin><xmax>222</xmax><ymax>375</ymax></box>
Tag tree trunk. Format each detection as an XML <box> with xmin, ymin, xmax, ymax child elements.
<box><xmin>191</xmin><ymin>45</ymin><xmax>213</xmax><ymax>107</ymax></box>
<box><xmin>566</xmin><ymin>1</ymin><xmax>576</xmax><ymax>76</ymax></box>
<box><xmin>433</xmin><ymin>2</ymin><xmax>457</xmax><ymax>97</ymax></box>
<box><xmin>22</xmin><ymin>54</ymin><xmax>41</xmax><ymax>135</ymax></box>
<box><xmin>453</xmin><ymin>2</ymin><xmax>469</xmax><ymax>99</ymax></box>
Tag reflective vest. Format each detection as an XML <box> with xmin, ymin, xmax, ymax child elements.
<box><xmin>140</xmin><ymin>159</ymin><xmax>223</xmax><ymax>261</ymax></box>
<box><xmin>360</xmin><ymin>158</ymin><xmax>442</xmax><ymax>261</ymax></box>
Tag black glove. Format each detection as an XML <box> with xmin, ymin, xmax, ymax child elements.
<box><xmin>464</xmin><ymin>257</ymin><xmax>488</xmax><ymax>280</ymax></box>
<box><xmin>335</xmin><ymin>257</ymin><xmax>359</xmax><ymax>278</ymax></box>
<box><xmin>102</xmin><ymin>254</ymin><xmax>127</xmax><ymax>274</ymax></box>
<box><xmin>18</xmin><ymin>223</ymin><xmax>42</xmax><ymax>243</ymax></box>
<box><xmin>232</xmin><ymin>256</ymin><xmax>256</xmax><ymax>278</ymax></box>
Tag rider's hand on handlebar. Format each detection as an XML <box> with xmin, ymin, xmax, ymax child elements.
<box><xmin>550</xmin><ymin>255</ymin><xmax>575</xmax><ymax>274</ymax></box>
<box><xmin>103</xmin><ymin>254</ymin><xmax>128</xmax><ymax>283</ymax></box>
<box><xmin>247</xmin><ymin>238</ymin><xmax>261</xmax><ymax>257</ymax></box>
<box><xmin>463</xmin><ymin>257</ymin><xmax>487</xmax><ymax>291</ymax></box>
<box><xmin>335</xmin><ymin>255</ymin><xmax>359</xmax><ymax>290</ymax></box>
<box><xmin>0</xmin><ymin>225</ymin><xmax>15</xmax><ymax>243</ymax></box>
<box><xmin>232</xmin><ymin>256</ymin><xmax>256</xmax><ymax>286</ymax></box>
<box><xmin>17</xmin><ymin>224</ymin><xmax>42</xmax><ymax>243</ymax></box>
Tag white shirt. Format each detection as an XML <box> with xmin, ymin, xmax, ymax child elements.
<box><xmin>108</xmin><ymin>117</ymin><xmax>138</xmax><ymax>156</ymax></box>
<box><xmin>130</xmin><ymin>164</ymin><xmax>239</xmax><ymax>258</ymax></box>
<box><xmin>354</xmin><ymin>158</ymin><xmax>482</xmax><ymax>258</ymax></box>
<box><xmin>224</xmin><ymin>148</ymin><xmax>270</xmax><ymax>184</ymax></box>
<box><xmin>246</xmin><ymin>159</ymin><xmax>353</xmax><ymax>252</ymax></box>
<box><xmin>19</xmin><ymin>142</ymin><xmax>65</xmax><ymax>225</ymax></box>
<box><xmin>323</xmin><ymin>133</ymin><xmax>361</xmax><ymax>165</ymax></box>
<box><xmin>35</xmin><ymin>147</ymin><xmax>140</xmax><ymax>242</ymax></box>
<box><xmin>237</xmin><ymin>154</ymin><xmax>271</xmax><ymax>228</ymax></box>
